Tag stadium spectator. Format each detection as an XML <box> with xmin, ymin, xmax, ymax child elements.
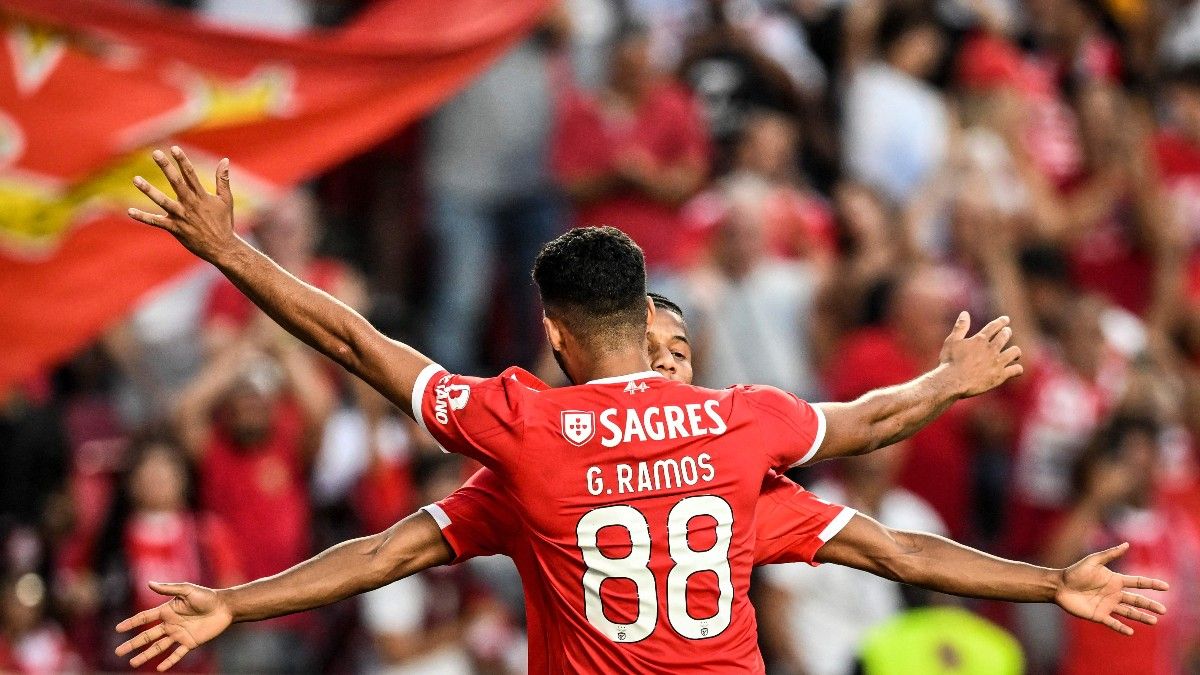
<box><xmin>1043</xmin><ymin>416</ymin><xmax>1200</xmax><ymax>675</ymax></box>
<box><xmin>90</xmin><ymin>434</ymin><xmax>242</xmax><ymax>673</ymax></box>
<box><xmin>202</xmin><ymin>189</ymin><xmax>365</xmax><ymax>359</ymax></box>
<box><xmin>759</xmin><ymin>444</ymin><xmax>947</xmax><ymax>675</ymax></box>
<box><xmin>422</xmin><ymin>31</ymin><xmax>561</xmax><ymax>374</ymax></box>
<box><xmin>359</xmin><ymin>457</ymin><xmax>522</xmax><ymax>674</ymax></box>
<box><xmin>842</xmin><ymin>7</ymin><xmax>949</xmax><ymax>206</ymax></box>
<box><xmin>666</xmin><ymin>179</ymin><xmax>824</xmax><ymax>398</ymax></box>
<box><xmin>0</xmin><ymin>573</ymin><xmax>80</xmax><ymax>674</ymax></box>
<box><xmin>173</xmin><ymin>340</ymin><xmax>333</xmax><ymax>673</ymax></box>
<box><xmin>823</xmin><ymin>265</ymin><xmax>980</xmax><ymax>539</ymax></box>
<box><xmin>553</xmin><ymin>24</ymin><xmax>710</xmax><ymax>275</ymax></box>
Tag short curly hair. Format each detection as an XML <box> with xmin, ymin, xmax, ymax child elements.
<box><xmin>532</xmin><ymin>226</ymin><xmax>648</xmax><ymax>345</ymax></box>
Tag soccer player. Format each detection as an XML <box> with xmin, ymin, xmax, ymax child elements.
<box><xmin>123</xmin><ymin>149</ymin><xmax>1166</xmax><ymax>672</ymax></box>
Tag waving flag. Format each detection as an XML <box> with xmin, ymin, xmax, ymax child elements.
<box><xmin>0</xmin><ymin>0</ymin><xmax>547</xmax><ymax>392</ymax></box>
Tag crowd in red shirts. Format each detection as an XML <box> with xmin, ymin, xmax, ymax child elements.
<box><xmin>5</xmin><ymin>0</ymin><xmax>1200</xmax><ymax>673</ymax></box>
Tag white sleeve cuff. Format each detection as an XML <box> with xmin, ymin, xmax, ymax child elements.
<box><xmin>410</xmin><ymin>362</ymin><xmax>444</xmax><ymax>434</ymax></box>
<box><xmin>818</xmin><ymin>507</ymin><xmax>857</xmax><ymax>542</ymax></box>
<box><xmin>790</xmin><ymin>403</ymin><xmax>827</xmax><ymax>468</ymax></box>
<box><xmin>420</xmin><ymin>503</ymin><xmax>452</xmax><ymax>530</ymax></box>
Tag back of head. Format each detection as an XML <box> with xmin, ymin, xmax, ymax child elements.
<box><xmin>533</xmin><ymin>226</ymin><xmax>648</xmax><ymax>349</ymax></box>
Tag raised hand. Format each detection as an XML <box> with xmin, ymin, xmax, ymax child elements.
<box><xmin>128</xmin><ymin>147</ymin><xmax>236</xmax><ymax>261</ymax></box>
<box><xmin>115</xmin><ymin>582</ymin><xmax>233</xmax><ymax>672</ymax></box>
<box><xmin>939</xmin><ymin>312</ymin><xmax>1023</xmax><ymax>398</ymax></box>
<box><xmin>1055</xmin><ymin>542</ymin><xmax>1169</xmax><ymax>636</ymax></box>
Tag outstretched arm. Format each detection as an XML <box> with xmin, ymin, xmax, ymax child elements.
<box><xmin>114</xmin><ymin>511</ymin><xmax>452</xmax><ymax>672</ymax></box>
<box><xmin>816</xmin><ymin>514</ymin><xmax>1168</xmax><ymax>635</ymax></box>
<box><xmin>128</xmin><ymin>147</ymin><xmax>432</xmax><ymax>415</ymax></box>
<box><xmin>809</xmin><ymin>312</ymin><xmax>1021</xmax><ymax>463</ymax></box>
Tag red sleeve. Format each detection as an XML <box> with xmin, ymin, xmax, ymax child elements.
<box><xmin>421</xmin><ymin>469</ymin><xmax>518</xmax><ymax>563</ymax></box>
<box><xmin>753</xmin><ymin>472</ymin><xmax>856</xmax><ymax>566</ymax></box>
<box><xmin>739</xmin><ymin>385</ymin><xmax>827</xmax><ymax>468</ymax></box>
<box><xmin>411</xmin><ymin>364</ymin><xmax>527</xmax><ymax>468</ymax></box>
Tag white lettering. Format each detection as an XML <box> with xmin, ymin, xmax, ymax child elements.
<box><xmin>685</xmin><ymin>404</ymin><xmax>708</xmax><ymax>437</ymax></box>
<box><xmin>600</xmin><ymin>409</ymin><xmax>622</xmax><ymax>448</ymax></box>
<box><xmin>680</xmin><ymin>456</ymin><xmax>698</xmax><ymax>485</ymax></box>
<box><xmin>644</xmin><ymin>407</ymin><xmax>665</xmax><ymax>441</ymax></box>
<box><xmin>653</xmin><ymin>459</ymin><xmax>681</xmax><ymax>490</ymax></box>
<box><xmin>617</xmin><ymin>464</ymin><xmax>633</xmax><ymax>494</ymax></box>
<box><xmin>587</xmin><ymin>467</ymin><xmax>603</xmax><ymax>496</ymax></box>
<box><xmin>698</xmin><ymin>453</ymin><xmax>715</xmax><ymax>482</ymax></box>
<box><xmin>625</xmin><ymin>409</ymin><xmax>648</xmax><ymax>443</ymax></box>
<box><xmin>664</xmin><ymin>407</ymin><xmax>687</xmax><ymax>439</ymax></box>
<box><xmin>637</xmin><ymin>463</ymin><xmax>653</xmax><ymax>492</ymax></box>
<box><xmin>703</xmin><ymin>399</ymin><xmax>727</xmax><ymax>436</ymax></box>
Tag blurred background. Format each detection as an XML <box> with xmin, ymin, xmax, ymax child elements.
<box><xmin>3</xmin><ymin>0</ymin><xmax>1200</xmax><ymax>672</ymax></box>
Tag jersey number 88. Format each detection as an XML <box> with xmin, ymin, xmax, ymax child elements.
<box><xmin>575</xmin><ymin>495</ymin><xmax>734</xmax><ymax>643</ymax></box>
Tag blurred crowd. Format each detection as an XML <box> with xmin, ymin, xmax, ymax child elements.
<box><xmin>6</xmin><ymin>0</ymin><xmax>1200</xmax><ymax>672</ymax></box>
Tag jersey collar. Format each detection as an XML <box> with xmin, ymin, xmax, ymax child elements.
<box><xmin>585</xmin><ymin>371</ymin><xmax>664</xmax><ymax>385</ymax></box>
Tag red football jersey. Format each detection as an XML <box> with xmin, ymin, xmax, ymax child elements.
<box><xmin>425</xmin><ymin>466</ymin><xmax>854</xmax><ymax>674</ymax></box>
<box><xmin>412</xmin><ymin>365</ymin><xmax>826</xmax><ymax>673</ymax></box>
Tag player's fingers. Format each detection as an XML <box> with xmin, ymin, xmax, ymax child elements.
<box><xmin>151</xmin><ymin>149</ymin><xmax>190</xmax><ymax>201</ymax></box>
<box><xmin>991</xmin><ymin>326</ymin><xmax>1013</xmax><ymax>350</ymax></box>
<box><xmin>131</xmin><ymin>636</ymin><xmax>175</xmax><ymax>668</ymax></box>
<box><xmin>1093</xmin><ymin>542</ymin><xmax>1130</xmax><ymax>565</ymax></box>
<box><xmin>214</xmin><ymin>158</ymin><xmax>233</xmax><ymax>206</ymax></box>
<box><xmin>976</xmin><ymin>315</ymin><xmax>1010</xmax><ymax>341</ymax></box>
<box><xmin>1121</xmin><ymin>592</ymin><xmax>1166</xmax><ymax>615</ymax></box>
<box><xmin>1000</xmin><ymin>346</ymin><xmax>1022</xmax><ymax>364</ymax></box>
<box><xmin>148</xmin><ymin>582</ymin><xmax>192</xmax><ymax>598</ymax></box>
<box><xmin>1123</xmin><ymin>574</ymin><xmax>1170</xmax><ymax>592</ymax></box>
<box><xmin>1114</xmin><ymin>603</ymin><xmax>1157</xmax><ymax>625</ymax></box>
<box><xmin>947</xmin><ymin>311</ymin><xmax>970</xmax><ymax>341</ymax></box>
<box><xmin>1101</xmin><ymin>615</ymin><xmax>1134</xmax><ymax>636</ymax></box>
<box><xmin>170</xmin><ymin>146</ymin><xmax>206</xmax><ymax>195</ymax></box>
<box><xmin>132</xmin><ymin>177</ymin><xmax>184</xmax><ymax>217</ymax></box>
<box><xmin>127</xmin><ymin>208</ymin><xmax>173</xmax><ymax>229</ymax></box>
<box><xmin>1004</xmin><ymin>363</ymin><xmax>1024</xmax><ymax>379</ymax></box>
<box><xmin>115</xmin><ymin>608</ymin><xmax>158</xmax><ymax>633</ymax></box>
<box><xmin>115</xmin><ymin>625</ymin><xmax>165</xmax><ymax>656</ymax></box>
<box><xmin>158</xmin><ymin>645</ymin><xmax>191</xmax><ymax>672</ymax></box>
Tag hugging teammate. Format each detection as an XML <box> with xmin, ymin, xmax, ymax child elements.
<box><xmin>116</xmin><ymin>149</ymin><xmax>1167</xmax><ymax>672</ymax></box>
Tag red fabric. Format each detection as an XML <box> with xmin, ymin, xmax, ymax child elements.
<box><xmin>1153</xmin><ymin>131</ymin><xmax>1200</xmax><ymax>304</ymax></box>
<box><xmin>1002</xmin><ymin>353</ymin><xmax>1126</xmax><ymax>557</ymax></box>
<box><xmin>1060</xmin><ymin>172</ymin><xmax>1154</xmax><ymax>315</ymax></box>
<box><xmin>552</xmin><ymin>82</ymin><xmax>710</xmax><ymax>270</ymax></box>
<box><xmin>824</xmin><ymin>327</ymin><xmax>975</xmax><ymax>539</ymax></box>
<box><xmin>198</xmin><ymin>400</ymin><xmax>310</xmax><ymax>582</ymax></box>
<box><xmin>681</xmin><ymin>185</ymin><xmax>836</xmax><ymax>264</ymax></box>
<box><xmin>434</xmin><ymin>464</ymin><xmax>847</xmax><ymax>674</ymax></box>
<box><xmin>1059</xmin><ymin>501</ymin><xmax>1199</xmax><ymax>675</ymax></box>
<box><xmin>354</xmin><ymin>460</ymin><xmax>414</xmax><ymax>535</ymax></box>
<box><xmin>416</xmin><ymin>365</ymin><xmax>824</xmax><ymax>673</ymax></box>
<box><xmin>204</xmin><ymin>258</ymin><xmax>345</xmax><ymax>331</ymax></box>
<box><xmin>0</xmin><ymin>0</ymin><xmax>548</xmax><ymax>394</ymax></box>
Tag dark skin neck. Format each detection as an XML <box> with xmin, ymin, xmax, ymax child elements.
<box><xmin>562</xmin><ymin>334</ymin><xmax>654</xmax><ymax>384</ymax></box>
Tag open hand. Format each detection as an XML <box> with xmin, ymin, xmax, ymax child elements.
<box><xmin>128</xmin><ymin>147</ymin><xmax>237</xmax><ymax>261</ymax></box>
<box><xmin>1055</xmin><ymin>542</ymin><xmax>1169</xmax><ymax>635</ymax></box>
<box><xmin>115</xmin><ymin>582</ymin><xmax>232</xmax><ymax>672</ymax></box>
<box><xmin>939</xmin><ymin>312</ymin><xmax>1023</xmax><ymax>398</ymax></box>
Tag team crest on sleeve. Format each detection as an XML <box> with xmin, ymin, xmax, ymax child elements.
<box><xmin>561</xmin><ymin>410</ymin><xmax>596</xmax><ymax>446</ymax></box>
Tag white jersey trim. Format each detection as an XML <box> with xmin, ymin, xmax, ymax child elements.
<box><xmin>790</xmin><ymin>403</ymin><xmax>827</xmax><ymax>468</ymax></box>
<box><xmin>586</xmin><ymin>371</ymin><xmax>664</xmax><ymax>385</ymax></box>
<box><xmin>420</xmin><ymin>503</ymin><xmax>452</xmax><ymax>530</ymax></box>
<box><xmin>818</xmin><ymin>506</ymin><xmax>857</xmax><ymax>542</ymax></box>
<box><xmin>410</xmin><ymin>362</ymin><xmax>445</xmax><ymax>435</ymax></box>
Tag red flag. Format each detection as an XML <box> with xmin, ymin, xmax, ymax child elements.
<box><xmin>0</xmin><ymin>0</ymin><xmax>547</xmax><ymax>392</ymax></box>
